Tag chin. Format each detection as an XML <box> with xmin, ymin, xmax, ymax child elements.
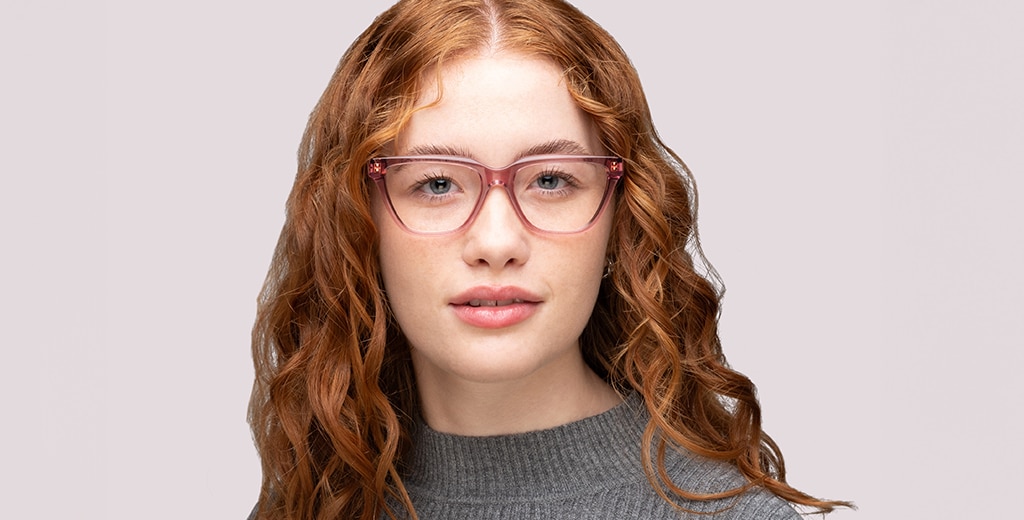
<box><xmin>415</xmin><ymin>343</ymin><xmax>572</xmax><ymax>385</ymax></box>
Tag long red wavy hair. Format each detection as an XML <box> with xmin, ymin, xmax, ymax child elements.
<box><xmin>248</xmin><ymin>1</ymin><xmax>851</xmax><ymax>518</ymax></box>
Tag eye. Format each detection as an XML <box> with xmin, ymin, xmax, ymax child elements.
<box><xmin>424</xmin><ymin>177</ymin><xmax>453</xmax><ymax>195</ymax></box>
<box><xmin>535</xmin><ymin>174</ymin><xmax>566</xmax><ymax>190</ymax></box>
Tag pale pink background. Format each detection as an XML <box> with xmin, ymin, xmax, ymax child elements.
<box><xmin>3</xmin><ymin>1</ymin><xmax>1021</xmax><ymax>518</ymax></box>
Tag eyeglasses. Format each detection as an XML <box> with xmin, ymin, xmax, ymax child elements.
<box><xmin>367</xmin><ymin>155</ymin><xmax>624</xmax><ymax>234</ymax></box>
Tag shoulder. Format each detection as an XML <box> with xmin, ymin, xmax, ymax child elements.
<box><xmin>653</xmin><ymin>447</ymin><xmax>802</xmax><ymax>519</ymax></box>
<box><xmin>578</xmin><ymin>392</ymin><xmax>801</xmax><ymax>519</ymax></box>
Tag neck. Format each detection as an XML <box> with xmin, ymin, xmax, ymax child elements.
<box><xmin>412</xmin><ymin>350</ymin><xmax>621</xmax><ymax>436</ymax></box>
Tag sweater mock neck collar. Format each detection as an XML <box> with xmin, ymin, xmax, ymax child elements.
<box><xmin>401</xmin><ymin>392</ymin><xmax>648</xmax><ymax>500</ymax></box>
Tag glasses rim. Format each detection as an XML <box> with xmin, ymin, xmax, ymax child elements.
<box><xmin>367</xmin><ymin>154</ymin><xmax>625</xmax><ymax>235</ymax></box>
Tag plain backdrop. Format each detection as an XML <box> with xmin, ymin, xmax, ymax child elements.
<box><xmin>2</xmin><ymin>1</ymin><xmax>1021</xmax><ymax>518</ymax></box>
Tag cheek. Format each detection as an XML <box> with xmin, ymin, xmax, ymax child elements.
<box><xmin>374</xmin><ymin>195</ymin><xmax>408</xmax><ymax>298</ymax></box>
<box><xmin>377</xmin><ymin>228</ymin><xmax>415</xmax><ymax>296</ymax></box>
<box><xmin>377</xmin><ymin>234</ymin><xmax>424</xmax><ymax>336</ymax></box>
<box><xmin>554</xmin><ymin>218</ymin><xmax>613</xmax><ymax>299</ymax></box>
<box><xmin>372</xmin><ymin>190</ymin><xmax>407</xmax><ymax>287</ymax></box>
<box><xmin>582</xmin><ymin>211</ymin><xmax>615</xmax><ymax>290</ymax></box>
<box><xmin>582</xmin><ymin>207</ymin><xmax>614</xmax><ymax>269</ymax></box>
<box><xmin>375</xmin><ymin>215</ymin><xmax>447</xmax><ymax>328</ymax></box>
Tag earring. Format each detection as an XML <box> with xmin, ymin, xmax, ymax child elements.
<box><xmin>602</xmin><ymin>259</ymin><xmax>613</xmax><ymax>279</ymax></box>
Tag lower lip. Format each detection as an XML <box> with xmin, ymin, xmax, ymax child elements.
<box><xmin>450</xmin><ymin>302</ymin><xmax>538</xmax><ymax>329</ymax></box>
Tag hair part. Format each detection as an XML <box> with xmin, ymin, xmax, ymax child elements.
<box><xmin>249</xmin><ymin>1</ymin><xmax>852</xmax><ymax>518</ymax></box>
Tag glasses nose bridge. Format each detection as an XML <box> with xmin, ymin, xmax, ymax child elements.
<box><xmin>473</xmin><ymin>164</ymin><xmax>525</xmax><ymax>225</ymax></box>
<box><xmin>478</xmin><ymin>164</ymin><xmax>519</xmax><ymax>202</ymax></box>
<box><xmin>481</xmin><ymin>164</ymin><xmax>515</xmax><ymax>189</ymax></box>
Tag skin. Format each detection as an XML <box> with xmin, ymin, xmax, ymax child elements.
<box><xmin>374</xmin><ymin>50</ymin><xmax>622</xmax><ymax>436</ymax></box>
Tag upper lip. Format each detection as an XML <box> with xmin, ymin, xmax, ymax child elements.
<box><xmin>449</xmin><ymin>286</ymin><xmax>542</xmax><ymax>307</ymax></box>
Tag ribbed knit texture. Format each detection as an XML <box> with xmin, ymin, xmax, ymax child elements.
<box><xmin>389</xmin><ymin>393</ymin><xmax>801</xmax><ymax>519</ymax></box>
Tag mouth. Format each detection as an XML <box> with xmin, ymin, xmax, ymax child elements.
<box><xmin>465</xmin><ymin>298</ymin><xmax>526</xmax><ymax>307</ymax></box>
<box><xmin>451</xmin><ymin>286</ymin><xmax>542</xmax><ymax>307</ymax></box>
<box><xmin>449</xmin><ymin>287</ymin><xmax>542</xmax><ymax>329</ymax></box>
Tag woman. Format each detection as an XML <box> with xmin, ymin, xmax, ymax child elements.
<box><xmin>248</xmin><ymin>0</ymin><xmax>851</xmax><ymax>518</ymax></box>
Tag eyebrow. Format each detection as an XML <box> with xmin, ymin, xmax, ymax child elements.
<box><xmin>403</xmin><ymin>139</ymin><xmax>593</xmax><ymax>163</ymax></box>
<box><xmin>517</xmin><ymin>139</ymin><xmax>591</xmax><ymax>159</ymax></box>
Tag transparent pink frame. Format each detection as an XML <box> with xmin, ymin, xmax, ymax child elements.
<box><xmin>367</xmin><ymin>154</ymin><xmax>625</xmax><ymax>235</ymax></box>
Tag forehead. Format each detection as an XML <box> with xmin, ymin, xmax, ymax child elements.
<box><xmin>394</xmin><ymin>52</ymin><xmax>603</xmax><ymax>164</ymax></box>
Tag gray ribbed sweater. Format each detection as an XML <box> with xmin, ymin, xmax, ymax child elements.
<box><xmin>391</xmin><ymin>393</ymin><xmax>801</xmax><ymax>519</ymax></box>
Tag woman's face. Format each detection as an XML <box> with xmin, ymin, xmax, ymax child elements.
<box><xmin>374</xmin><ymin>52</ymin><xmax>613</xmax><ymax>387</ymax></box>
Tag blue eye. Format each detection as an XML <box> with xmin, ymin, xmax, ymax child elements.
<box><xmin>427</xmin><ymin>177</ymin><xmax>452</xmax><ymax>194</ymax></box>
<box><xmin>536</xmin><ymin>176</ymin><xmax>561</xmax><ymax>190</ymax></box>
<box><xmin>536</xmin><ymin>174</ymin><xmax>561</xmax><ymax>190</ymax></box>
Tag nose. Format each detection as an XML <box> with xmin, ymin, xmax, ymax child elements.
<box><xmin>462</xmin><ymin>185</ymin><xmax>530</xmax><ymax>271</ymax></box>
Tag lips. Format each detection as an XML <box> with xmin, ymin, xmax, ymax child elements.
<box><xmin>450</xmin><ymin>287</ymin><xmax>541</xmax><ymax>328</ymax></box>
